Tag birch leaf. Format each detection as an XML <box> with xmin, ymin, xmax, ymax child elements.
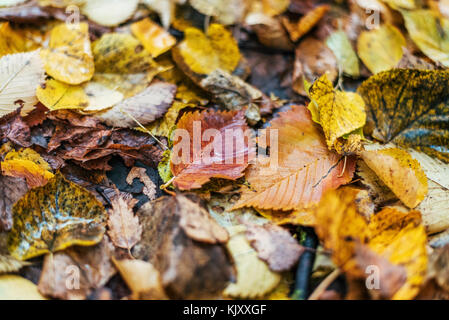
<box><xmin>0</xmin><ymin>50</ymin><xmax>44</xmax><ymax>116</ymax></box>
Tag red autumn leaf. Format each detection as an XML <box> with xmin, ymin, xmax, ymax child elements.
<box><xmin>170</xmin><ymin>109</ymin><xmax>252</xmax><ymax>190</ymax></box>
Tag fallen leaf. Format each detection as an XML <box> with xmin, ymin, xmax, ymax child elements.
<box><xmin>113</xmin><ymin>258</ymin><xmax>168</xmax><ymax>299</ymax></box>
<box><xmin>8</xmin><ymin>172</ymin><xmax>106</xmax><ymax>260</ymax></box>
<box><xmin>38</xmin><ymin>237</ymin><xmax>116</xmax><ymax>299</ymax></box>
<box><xmin>0</xmin><ymin>22</ymin><xmax>39</xmax><ymax>57</ymax></box>
<box><xmin>92</xmin><ymin>33</ymin><xmax>158</xmax><ymax>74</ymax></box>
<box><xmin>250</xmin><ymin>17</ymin><xmax>294</xmax><ymax>51</ymax></box>
<box><xmin>0</xmin><ymin>50</ymin><xmax>44</xmax><ymax>117</ymax></box>
<box><xmin>292</xmin><ymin>37</ymin><xmax>338</xmax><ymax>96</ymax></box>
<box><xmin>402</xmin><ymin>9</ymin><xmax>449</xmax><ymax>67</ymax></box>
<box><xmin>81</xmin><ymin>0</ymin><xmax>139</xmax><ymax>27</ymax></box>
<box><xmin>309</xmin><ymin>74</ymin><xmax>366</xmax><ymax>151</ymax></box>
<box><xmin>282</xmin><ymin>5</ymin><xmax>330</xmax><ymax>41</ymax></box>
<box><xmin>190</xmin><ymin>0</ymin><xmax>248</xmax><ymax>25</ymax></box>
<box><xmin>132</xmin><ymin>196</ymin><xmax>234</xmax><ymax>299</ymax></box>
<box><xmin>0</xmin><ymin>275</ymin><xmax>46</xmax><ymax>300</ymax></box>
<box><xmin>36</xmin><ymin>78</ymin><xmax>89</xmax><ymax>110</ymax></box>
<box><xmin>244</xmin><ymin>222</ymin><xmax>304</xmax><ymax>272</ymax></box>
<box><xmin>360</xmin><ymin>148</ymin><xmax>428</xmax><ymax>208</ymax></box>
<box><xmin>357</xmin><ymin>24</ymin><xmax>406</xmax><ymax>74</ymax></box>
<box><xmin>358</xmin><ymin>69</ymin><xmax>449</xmax><ymax>162</ymax></box>
<box><xmin>0</xmin><ymin>109</ymin><xmax>31</xmax><ymax>147</ymax></box>
<box><xmin>107</xmin><ymin>190</ymin><xmax>142</xmax><ymax>251</ymax></box>
<box><xmin>326</xmin><ymin>30</ymin><xmax>360</xmax><ymax>78</ymax></box>
<box><xmin>170</xmin><ymin>109</ymin><xmax>251</xmax><ymax>190</ymax></box>
<box><xmin>142</xmin><ymin>0</ymin><xmax>175</xmax><ymax>29</ymax></box>
<box><xmin>223</xmin><ymin>225</ymin><xmax>281</xmax><ymax>298</ymax></box>
<box><xmin>145</xmin><ymin>100</ymin><xmax>192</xmax><ymax>137</ymax></box>
<box><xmin>131</xmin><ymin>17</ymin><xmax>176</xmax><ymax>57</ymax></box>
<box><xmin>0</xmin><ymin>253</ymin><xmax>30</xmax><ymax>274</ymax></box>
<box><xmin>94</xmin><ymin>81</ymin><xmax>176</xmax><ymax>128</ymax></box>
<box><xmin>1</xmin><ymin>147</ymin><xmax>54</xmax><ymax>188</ymax></box>
<box><xmin>234</xmin><ymin>105</ymin><xmax>355</xmax><ymax>211</ymax></box>
<box><xmin>0</xmin><ymin>175</ymin><xmax>28</xmax><ymax>231</ymax></box>
<box><xmin>40</xmin><ymin>22</ymin><xmax>94</xmax><ymax>85</ymax></box>
<box><xmin>172</xmin><ymin>24</ymin><xmax>241</xmax><ymax>78</ymax></box>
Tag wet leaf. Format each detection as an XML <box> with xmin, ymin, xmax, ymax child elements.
<box><xmin>40</xmin><ymin>22</ymin><xmax>94</xmax><ymax>85</ymax></box>
<box><xmin>8</xmin><ymin>172</ymin><xmax>106</xmax><ymax>260</ymax></box>
<box><xmin>309</xmin><ymin>74</ymin><xmax>366</xmax><ymax>151</ymax></box>
<box><xmin>234</xmin><ymin>105</ymin><xmax>355</xmax><ymax>211</ymax></box>
<box><xmin>0</xmin><ymin>50</ymin><xmax>44</xmax><ymax>117</ymax></box>
<box><xmin>358</xmin><ymin>69</ymin><xmax>449</xmax><ymax>162</ymax></box>
<box><xmin>171</xmin><ymin>109</ymin><xmax>251</xmax><ymax>190</ymax></box>
<box><xmin>357</xmin><ymin>24</ymin><xmax>406</xmax><ymax>74</ymax></box>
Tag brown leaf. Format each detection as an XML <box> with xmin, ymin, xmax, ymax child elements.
<box><xmin>0</xmin><ymin>109</ymin><xmax>31</xmax><ymax>147</ymax></box>
<box><xmin>95</xmin><ymin>82</ymin><xmax>177</xmax><ymax>128</ymax></box>
<box><xmin>171</xmin><ymin>109</ymin><xmax>252</xmax><ymax>190</ymax></box>
<box><xmin>244</xmin><ymin>222</ymin><xmax>304</xmax><ymax>272</ymax></box>
<box><xmin>0</xmin><ymin>175</ymin><xmax>28</xmax><ymax>231</ymax></box>
<box><xmin>38</xmin><ymin>237</ymin><xmax>116</xmax><ymax>300</ymax></box>
<box><xmin>107</xmin><ymin>191</ymin><xmax>142</xmax><ymax>251</ymax></box>
<box><xmin>132</xmin><ymin>195</ymin><xmax>234</xmax><ymax>299</ymax></box>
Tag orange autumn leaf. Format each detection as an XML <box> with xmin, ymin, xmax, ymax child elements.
<box><xmin>360</xmin><ymin>148</ymin><xmax>428</xmax><ymax>208</ymax></box>
<box><xmin>233</xmin><ymin>105</ymin><xmax>355</xmax><ymax>211</ymax></box>
<box><xmin>282</xmin><ymin>5</ymin><xmax>330</xmax><ymax>42</ymax></box>
<box><xmin>1</xmin><ymin>148</ymin><xmax>53</xmax><ymax>188</ymax></box>
<box><xmin>170</xmin><ymin>109</ymin><xmax>251</xmax><ymax>190</ymax></box>
<box><xmin>130</xmin><ymin>18</ymin><xmax>176</xmax><ymax>58</ymax></box>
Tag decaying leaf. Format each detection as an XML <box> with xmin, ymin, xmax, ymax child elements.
<box><xmin>244</xmin><ymin>222</ymin><xmax>304</xmax><ymax>272</ymax></box>
<box><xmin>0</xmin><ymin>175</ymin><xmax>28</xmax><ymax>231</ymax></box>
<box><xmin>107</xmin><ymin>190</ymin><xmax>141</xmax><ymax>251</ymax></box>
<box><xmin>357</xmin><ymin>24</ymin><xmax>406</xmax><ymax>74</ymax></box>
<box><xmin>132</xmin><ymin>196</ymin><xmax>234</xmax><ymax>299</ymax></box>
<box><xmin>38</xmin><ymin>237</ymin><xmax>116</xmax><ymax>300</ymax></box>
<box><xmin>234</xmin><ymin>105</ymin><xmax>355</xmax><ymax>211</ymax></box>
<box><xmin>126</xmin><ymin>167</ymin><xmax>157</xmax><ymax>200</ymax></box>
<box><xmin>309</xmin><ymin>74</ymin><xmax>366</xmax><ymax>151</ymax></box>
<box><xmin>131</xmin><ymin>17</ymin><xmax>176</xmax><ymax>57</ymax></box>
<box><xmin>1</xmin><ymin>147</ymin><xmax>54</xmax><ymax>187</ymax></box>
<box><xmin>171</xmin><ymin>109</ymin><xmax>251</xmax><ymax>190</ymax></box>
<box><xmin>40</xmin><ymin>22</ymin><xmax>94</xmax><ymax>85</ymax></box>
<box><xmin>94</xmin><ymin>82</ymin><xmax>176</xmax><ymax>128</ymax></box>
<box><xmin>113</xmin><ymin>258</ymin><xmax>168</xmax><ymax>300</ymax></box>
<box><xmin>223</xmin><ymin>225</ymin><xmax>281</xmax><ymax>298</ymax></box>
<box><xmin>8</xmin><ymin>172</ymin><xmax>106</xmax><ymax>260</ymax></box>
<box><xmin>81</xmin><ymin>0</ymin><xmax>139</xmax><ymax>27</ymax></box>
<box><xmin>0</xmin><ymin>50</ymin><xmax>44</xmax><ymax>116</ymax></box>
<box><xmin>360</xmin><ymin>148</ymin><xmax>428</xmax><ymax>208</ymax></box>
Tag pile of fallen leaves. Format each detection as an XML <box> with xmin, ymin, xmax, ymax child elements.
<box><xmin>1</xmin><ymin>0</ymin><xmax>449</xmax><ymax>300</ymax></box>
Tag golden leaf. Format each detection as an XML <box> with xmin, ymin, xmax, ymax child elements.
<box><xmin>131</xmin><ymin>18</ymin><xmax>176</xmax><ymax>58</ymax></box>
<box><xmin>8</xmin><ymin>172</ymin><xmax>106</xmax><ymax>260</ymax></box>
<box><xmin>0</xmin><ymin>22</ymin><xmax>39</xmax><ymax>57</ymax></box>
<box><xmin>172</xmin><ymin>24</ymin><xmax>241</xmax><ymax>76</ymax></box>
<box><xmin>357</xmin><ymin>24</ymin><xmax>405</xmax><ymax>74</ymax></box>
<box><xmin>0</xmin><ymin>275</ymin><xmax>46</xmax><ymax>300</ymax></box>
<box><xmin>360</xmin><ymin>148</ymin><xmax>428</xmax><ymax>208</ymax></box>
<box><xmin>309</xmin><ymin>74</ymin><xmax>366</xmax><ymax>150</ymax></box>
<box><xmin>282</xmin><ymin>5</ymin><xmax>329</xmax><ymax>42</ymax></box>
<box><xmin>40</xmin><ymin>22</ymin><xmax>94</xmax><ymax>85</ymax></box>
<box><xmin>1</xmin><ymin>148</ymin><xmax>54</xmax><ymax>188</ymax></box>
<box><xmin>36</xmin><ymin>78</ymin><xmax>89</xmax><ymax>110</ymax></box>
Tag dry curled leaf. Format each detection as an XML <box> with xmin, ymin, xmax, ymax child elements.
<box><xmin>126</xmin><ymin>167</ymin><xmax>157</xmax><ymax>200</ymax></box>
<box><xmin>234</xmin><ymin>105</ymin><xmax>355</xmax><ymax>211</ymax></box>
<box><xmin>8</xmin><ymin>172</ymin><xmax>106</xmax><ymax>260</ymax></box>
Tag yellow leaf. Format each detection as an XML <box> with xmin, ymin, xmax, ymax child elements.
<box><xmin>357</xmin><ymin>24</ymin><xmax>406</xmax><ymax>74</ymax></box>
<box><xmin>309</xmin><ymin>74</ymin><xmax>366</xmax><ymax>150</ymax></box>
<box><xmin>0</xmin><ymin>22</ymin><xmax>39</xmax><ymax>57</ymax></box>
<box><xmin>0</xmin><ymin>275</ymin><xmax>46</xmax><ymax>300</ymax></box>
<box><xmin>326</xmin><ymin>30</ymin><xmax>360</xmax><ymax>78</ymax></box>
<box><xmin>401</xmin><ymin>9</ymin><xmax>449</xmax><ymax>67</ymax></box>
<box><xmin>36</xmin><ymin>78</ymin><xmax>89</xmax><ymax>110</ymax></box>
<box><xmin>382</xmin><ymin>0</ymin><xmax>417</xmax><ymax>9</ymax></box>
<box><xmin>40</xmin><ymin>22</ymin><xmax>94</xmax><ymax>85</ymax></box>
<box><xmin>92</xmin><ymin>72</ymin><xmax>156</xmax><ymax>99</ymax></box>
<box><xmin>360</xmin><ymin>148</ymin><xmax>428</xmax><ymax>208</ymax></box>
<box><xmin>145</xmin><ymin>100</ymin><xmax>192</xmax><ymax>137</ymax></box>
<box><xmin>92</xmin><ymin>33</ymin><xmax>158</xmax><ymax>74</ymax></box>
<box><xmin>131</xmin><ymin>18</ymin><xmax>176</xmax><ymax>58</ymax></box>
<box><xmin>223</xmin><ymin>225</ymin><xmax>281</xmax><ymax>298</ymax></box>
<box><xmin>1</xmin><ymin>148</ymin><xmax>54</xmax><ymax>188</ymax></box>
<box><xmin>190</xmin><ymin>0</ymin><xmax>249</xmax><ymax>25</ymax></box>
<box><xmin>172</xmin><ymin>24</ymin><xmax>241</xmax><ymax>76</ymax></box>
<box><xmin>8</xmin><ymin>172</ymin><xmax>106</xmax><ymax>260</ymax></box>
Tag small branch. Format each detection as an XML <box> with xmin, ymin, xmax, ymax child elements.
<box><xmin>308</xmin><ymin>269</ymin><xmax>341</xmax><ymax>300</ymax></box>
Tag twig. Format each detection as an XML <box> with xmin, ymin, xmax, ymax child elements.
<box><xmin>308</xmin><ymin>268</ymin><xmax>341</xmax><ymax>300</ymax></box>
